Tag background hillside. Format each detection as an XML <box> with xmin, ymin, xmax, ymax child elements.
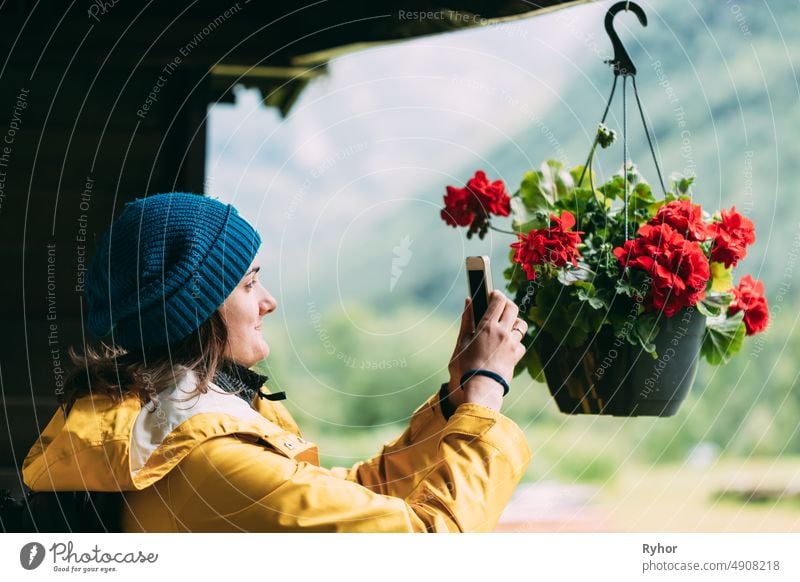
<box><xmin>207</xmin><ymin>0</ymin><xmax>800</xmax><ymax>475</ymax></box>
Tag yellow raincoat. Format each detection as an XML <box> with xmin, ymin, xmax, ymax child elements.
<box><xmin>22</xmin><ymin>371</ymin><xmax>531</xmax><ymax>532</ymax></box>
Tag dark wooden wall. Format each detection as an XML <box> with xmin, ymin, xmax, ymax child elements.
<box><xmin>0</xmin><ymin>10</ymin><xmax>211</xmax><ymax>492</ymax></box>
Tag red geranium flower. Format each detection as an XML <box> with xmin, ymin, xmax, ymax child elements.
<box><xmin>440</xmin><ymin>184</ymin><xmax>474</xmax><ymax>227</ymax></box>
<box><xmin>613</xmin><ymin>223</ymin><xmax>710</xmax><ymax>317</ymax></box>
<box><xmin>727</xmin><ymin>274</ymin><xmax>769</xmax><ymax>335</ymax></box>
<box><xmin>511</xmin><ymin>211</ymin><xmax>583</xmax><ymax>281</ymax></box>
<box><xmin>441</xmin><ymin>170</ymin><xmax>511</xmax><ymax>239</ymax></box>
<box><xmin>649</xmin><ymin>199</ymin><xmax>712</xmax><ymax>242</ymax></box>
<box><xmin>710</xmin><ymin>206</ymin><xmax>756</xmax><ymax>268</ymax></box>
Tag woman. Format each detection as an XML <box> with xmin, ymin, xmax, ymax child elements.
<box><xmin>22</xmin><ymin>192</ymin><xmax>532</xmax><ymax>532</ymax></box>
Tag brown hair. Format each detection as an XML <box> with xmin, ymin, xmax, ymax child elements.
<box><xmin>61</xmin><ymin>311</ymin><xmax>229</xmax><ymax>414</ymax></box>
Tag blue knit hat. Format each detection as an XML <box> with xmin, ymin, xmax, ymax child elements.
<box><xmin>86</xmin><ymin>192</ymin><xmax>261</xmax><ymax>352</ymax></box>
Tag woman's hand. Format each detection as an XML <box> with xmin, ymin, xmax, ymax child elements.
<box><xmin>446</xmin><ymin>290</ymin><xmax>528</xmax><ymax>412</ymax></box>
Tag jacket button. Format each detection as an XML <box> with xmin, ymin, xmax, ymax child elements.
<box><xmin>284</xmin><ymin>441</ymin><xmax>295</xmax><ymax>449</ymax></box>
<box><xmin>297</xmin><ymin>437</ymin><xmax>305</xmax><ymax>444</ymax></box>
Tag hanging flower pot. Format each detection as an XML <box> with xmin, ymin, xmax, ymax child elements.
<box><xmin>539</xmin><ymin>306</ymin><xmax>706</xmax><ymax>417</ymax></box>
<box><xmin>436</xmin><ymin>2</ymin><xmax>770</xmax><ymax>417</ymax></box>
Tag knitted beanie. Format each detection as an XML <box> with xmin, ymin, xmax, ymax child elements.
<box><xmin>86</xmin><ymin>192</ymin><xmax>261</xmax><ymax>352</ymax></box>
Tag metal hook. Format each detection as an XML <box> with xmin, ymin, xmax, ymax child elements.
<box><xmin>604</xmin><ymin>1</ymin><xmax>647</xmax><ymax>77</ymax></box>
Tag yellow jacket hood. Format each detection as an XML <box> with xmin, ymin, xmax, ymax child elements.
<box><xmin>22</xmin><ymin>371</ymin><xmax>316</xmax><ymax>492</ymax></box>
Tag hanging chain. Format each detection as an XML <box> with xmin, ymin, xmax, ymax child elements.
<box><xmin>577</xmin><ymin>75</ymin><xmax>619</xmax><ymax>187</ymax></box>
<box><xmin>622</xmin><ymin>75</ymin><xmax>629</xmax><ymax>240</ymax></box>
<box><xmin>632</xmin><ymin>76</ymin><xmax>667</xmax><ymax>196</ymax></box>
<box><xmin>577</xmin><ymin>72</ymin><xmax>668</xmax><ymax>242</ymax></box>
<box><xmin>577</xmin><ymin>1</ymin><xmax>667</xmax><ymax>242</ymax></box>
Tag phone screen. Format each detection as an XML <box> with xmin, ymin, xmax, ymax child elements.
<box><xmin>468</xmin><ymin>268</ymin><xmax>489</xmax><ymax>326</ymax></box>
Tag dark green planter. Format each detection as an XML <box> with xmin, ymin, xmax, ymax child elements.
<box><xmin>539</xmin><ymin>307</ymin><xmax>706</xmax><ymax>417</ymax></box>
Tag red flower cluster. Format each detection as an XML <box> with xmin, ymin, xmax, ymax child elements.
<box><xmin>728</xmin><ymin>274</ymin><xmax>769</xmax><ymax>335</ymax></box>
<box><xmin>511</xmin><ymin>211</ymin><xmax>583</xmax><ymax>281</ymax></box>
<box><xmin>613</xmin><ymin>223</ymin><xmax>710</xmax><ymax>317</ymax></box>
<box><xmin>649</xmin><ymin>199</ymin><xmax>712</xmax><ymax>242</ymax></box>
<box><xmin>710</xmin><ymin>206</ymin><xmax>756</xmax><ymax>268</ymax></box>
<box><xmin>441</xmin><ymin>170</ymin><xmax>511</xmax><ymax>239</ymax></box>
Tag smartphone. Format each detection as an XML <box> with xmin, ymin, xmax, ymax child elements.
<box><xmin>466</xmin><ymin>256</ymin><xmax>493</xmax><ymax>327</ymax></box>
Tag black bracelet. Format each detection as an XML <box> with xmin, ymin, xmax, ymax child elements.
<box><xmin>459</xmin><ymin>368</ymin><xmax>510</xmax><ymax>397</ymax></box>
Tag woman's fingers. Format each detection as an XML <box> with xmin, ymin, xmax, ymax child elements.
<box><xmin>512</xmin><ymin>318</ymin><xmax>529</xmax><ymax>338</ymax></box>
<box><xmin>477</xmin><ymin>290</ymin><xmax>507</xmax><ymax>331</ymax></box>
<box><xmin>498</xmin><ymin>293</ymin><xmax>520</xmax><ymax>329</ymax></box>
<box><xmin>472</xmin><ymin>291</ymin><xmax>525</xmax><ymax>337</ymax></box>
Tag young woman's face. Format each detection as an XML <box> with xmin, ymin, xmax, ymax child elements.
<box><xmin>218</xmin><ymin>258</ymin><xmax>278</xmax><ymax>367</ymax></box>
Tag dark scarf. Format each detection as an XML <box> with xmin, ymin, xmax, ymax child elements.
<box><xmin>213</xmin><ymin>361</ymin><xmax>286</xmax><ymax>406</ymax></box>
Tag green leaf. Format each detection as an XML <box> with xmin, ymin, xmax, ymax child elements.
<box><xmin>696</xmin><ymin>293</ymin><xmax>734</xmax><ymax>317</ymax></box>
<box><xmin>557</xmin><ymin>266</ymin><xmax>589</xmax><ymax>285</ymax></box>
<box><xmin>555</xmin><ymin>187</ymin><xmax>599</xmax><ymax>223</ymax></box>
<box><xmin>528</xmin><ymin>284</ymin><xmax>556</xmax><ymax>327</ymax></box>
<box><xmin>598</xmin><ymin>175</ymin><xmax>624</xmax><ymax>200</ymax></box>
<box><xmin>570</xmin><ymin>165</ymin><xmax>594</xmax><ymax>189</ymax></box>
<box><xmin>516</xmin><ymin>335</ymin><xmax>545</xmax><ymax>381</ymax></box>
<box><xmin>670</xmin><ymin>174</ymin><xmax>695</xmax><ymax>195</ymax></box>
<box><xmin>696</xmin><ymin>298</ymin><xmax>721</xmax><ymax>317</ymax></box>
<box><xmin>575</xmin><ymin>281</ymin><xmax>607</xmax><ymax>310</ymax></box>
<box><xmin>710</xmin><ymin>261</ymin><xmax>734</xmax><ymax>292</ymax></box>
<box><xmin>701</xmin><ymin>311</ymin><xmax>746</xmax><ymax>365</ymax></box>
<box><xmin>510</xmin><ymin>196</ymin><xmax>548</xmax><ymax>231</ymax></box>
<box><xmin>528</xmin><ymin>283</ymin><xmax>589</xmax><ymax>347</ymax></box>
<box><xmin>587</xmin><ymin>296</ymin><xmax>605</xmax><ymax>309</ymax></box>
<box><xmin>615</xmin><ymin>277</ymin><xmax>639</xmax><ymax>298</ymax></box>
<box><xmin>632</xmin><ymin>182</ymin><xmax>655</xmax><ymax>203</ymax></box>
<box><xmin>540</xmin><ymin>160</ymin><xmax>575</xmax><ymax>201</ymax></box>
<box><xmin>509</xmin><ymin>195</ymin><xmax>526</xmax><ymax>220</ymax></box>
<box><xmin>623</xmin><ymin>182</ymin><xmax>657</xmax><ymax>225</ymax></box>
<box><xmin>572</xmin><ymin>311</ymin><xmax>594</xmax><ymax>332</ymax></box>
<box><xmin>632</xmin><ymin>312</ymin><xmax>660</xmax><ymax>355</ymax></box>
<box><xmin>512</xmin><ymin>214</ymin><xmax>549</xmax><ymax>234</ymax></box>
<box><xmin>564</xmin><ymin>326</ymin><xmax>590</xmax><ymax>347</ymax></box>
<box><xmin>623</xmin><ymin>164</ymin><xmax>645</xmax><ymax>189</ymax></box>
<box><xmin>518</xmin><ymin>171</ymin><xmax>555</xmax><ymax>212</ymax></box>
